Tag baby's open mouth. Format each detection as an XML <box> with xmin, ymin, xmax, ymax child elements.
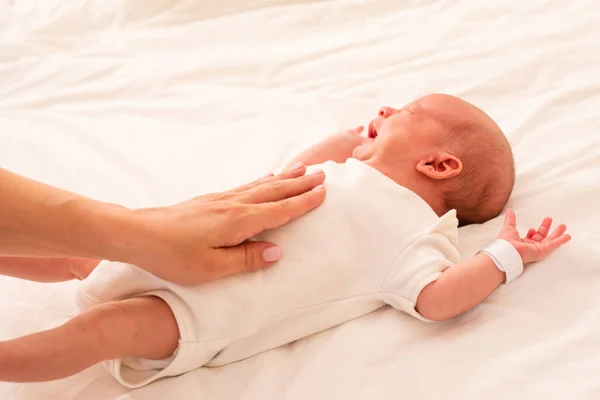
<box><xmin>368</xmin><ymin>122</ymin><xmax>378</xmax><ymax>139</ymax></box>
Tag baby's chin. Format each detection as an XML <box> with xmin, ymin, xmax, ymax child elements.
<box><xmin>352</xmin><ymin>138</ymin><xmax>375</xmax><ymax>161</ymax></box>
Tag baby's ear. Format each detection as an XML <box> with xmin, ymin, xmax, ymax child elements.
<box><xmin>416</xmin><ymin>152</ymin><xmax>463</xmax><ymax>180</ymax></box>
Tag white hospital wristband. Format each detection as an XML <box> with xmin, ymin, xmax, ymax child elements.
<box><xmin>479</xmin><ymin>239</ymin><xmax>524</xmax><ymax>284</ymax></box>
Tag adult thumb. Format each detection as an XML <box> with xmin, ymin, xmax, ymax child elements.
<box><xmin>223</xmin><ymin>241</ymin><xmax>282</xmax><ymax>274</ymax></box>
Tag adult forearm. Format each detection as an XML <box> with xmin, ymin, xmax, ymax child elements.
<box><xmin>416</xmin><ymin>253</ymin><xmax>505</xmax><ymax>321</ymax></box>
<box><xmin>0</xmin><ymin>169</ymin><xmax>144</xmax><ymax>262</ymax></box>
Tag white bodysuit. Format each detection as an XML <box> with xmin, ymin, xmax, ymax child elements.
<box><xmin>76</xmin><ymin>158</ymin><xmax>460</xmax><ymax>388</ymax></box>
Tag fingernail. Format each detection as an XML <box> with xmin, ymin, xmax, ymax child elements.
<box><xmin>312</xmin><ymin>184</ymin><xmax>325</xmax><ymax>191</ymax></box>
<box><xmin>289</xmin><ymin>162</ymin><xmax>304</xmax><ymax>171</ymax></box>
<box><xmin>309</xmin><ymin>168</ymin><xmax>323</xmax><ymax>175</ymax></box>
<box><xmin>263</xmin><ymin>246</ymin><xmax>281</xmax><ymax>263</ymax></box>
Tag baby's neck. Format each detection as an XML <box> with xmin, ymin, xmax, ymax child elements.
<box><xmin>362</xmin><ymin>158</ymin><xmax>449</xmax><ymax>217</ymax></box>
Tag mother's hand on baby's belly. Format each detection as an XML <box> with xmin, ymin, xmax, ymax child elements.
<box><xmin>130</xmin><ymin>163</ymin><xmax>326</xmax><ymax>285</ymax></box>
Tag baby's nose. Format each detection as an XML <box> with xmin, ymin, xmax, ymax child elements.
<box><xmin>378</xmin><ymin>106</ymin><xmax>399</xmax><ymax>118</ymax></box>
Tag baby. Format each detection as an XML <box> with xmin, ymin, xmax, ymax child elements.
<box><xmin>0</xmin><ymin>94</ymin><xmax>570</xmax><ymax>387</ymax></box>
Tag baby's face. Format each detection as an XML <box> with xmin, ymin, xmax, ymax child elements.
<box><xmin>352</xmin><ymin>95</ymin><xmax>453</xmax><ymax>171</ymax></box>
<box><xmin>352</xmin><ymin>94</ymin><xmax>512</xmax><ymax>223</ymax></box>
<box><xmin>353</xmin><ymin>94</ymin><xmax>496</xmax><ymax>171</ymax></box>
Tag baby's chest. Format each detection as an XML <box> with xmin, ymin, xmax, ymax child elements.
<box><xmin>256</xmin><ymin>216</ymin><xmax>395</xmax><ymax>305</ymax></box>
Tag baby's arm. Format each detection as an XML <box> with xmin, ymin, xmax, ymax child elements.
<box><xmin>0</xmin><ymin>256</ymin><xmax>99</xmax><ymax>282</ymax></box>
<box><xmin>416</xmin><ymin>209</ymin><xmax>571</xmax><ymax>321</ymax></box>
<box><xmin>0</xmin><ymin>296</ymin><xmax>178</xmax><ymax>382</ymax></box>
<box><xmin>284</xmin><ymin>126</ymin><xmax>365</xmax><ymax>169</ymax></box>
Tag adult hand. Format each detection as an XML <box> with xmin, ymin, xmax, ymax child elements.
<box><xmin>497</xmin><ymin>208</ymin><xmax>571</xmax><ymax>264</ymax></box>
<box><xmin>129</xmin><ymin>163</ymin><xmax>326</xmax><ymax>284</ymax></box>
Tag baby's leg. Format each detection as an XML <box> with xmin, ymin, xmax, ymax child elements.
<box><xmin>0</xmin><ymin>296</ymin><xmax>179</xmax><ymax>382</ymax></box>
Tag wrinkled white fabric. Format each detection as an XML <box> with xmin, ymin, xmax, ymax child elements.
<box><xmin>76</xmin><ymin>159</ymin><xmax>459</xmax><ymax>388</ymax></box>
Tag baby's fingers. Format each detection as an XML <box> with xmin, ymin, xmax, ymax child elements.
<box><xmin>346</xmin><ymin>126</ymin><xmax>364</xmax><ymax>135</ymax></box>
<box><xmin>535</xmin><ymin>217</ymin><xmax>553</xmax><ymax>238</ymax></box>
<box><xmin>540</xmin><ymin>234</ymin><xmax>572</xmax><ymax>255</ymax></box>
<box><xmin>547</xmin><ymin>224</ymin><xmax>567</xmax><ymax>240</ymax></box>
<box><xmin>503</xmin><ymin>208</ymin><xmax>517</xmax><ymax>229</ymax></box>
<box><xmin>554</xmin><ymin>234</ymin><xmax>572</xmax><ymax>246</ymax></box>
<box><xmin>526</xmin><ymin>228</ymin><xmax>536</xmax><ymax>239</ymax></box>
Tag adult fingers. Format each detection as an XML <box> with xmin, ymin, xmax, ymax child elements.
<box><xmin>213</xmin><ymin>185</ymin><xmax>326</xmax><ymax>248</ymax></box>
<box><xmin>197</xmin><ymin>165</ymin><xmax>309</xmax><ymax>205</ymax></box>
<box><xmin>240</xmin><ymin>169</ymin><xmax>325</xmax><ymax>204</ymax></box>
<box><xmin>66</xmin><ymin>258</ymin><xmax>101</xmax><ymax>280</ymax></box>
<box><xmin>547</xmin><ymin>224</ymin><xmax>567</xmax><ymax>241</ymax></box>
<box><xmin>213</xmin><ymin>241</ymin><xmax>282</xmax><ymax>277</ymax></box>
<box><xmin>535</xmin><ymin>217</ymin><xmax>553</xmax><ymax>238</ymax></box>
<box><xmin>526</xmin><ymin>228</ymin><xmax>536</xmax><ymax>239</ymax></box>
<box><xmin>242</xmin><ymin>185</ymin><xmax>326</xmax><ymax>236</ymax></box>
<box><xmin>230</xmin><ymin>163</ymin><xmax>307</xmax><ymax>194</ymax></box>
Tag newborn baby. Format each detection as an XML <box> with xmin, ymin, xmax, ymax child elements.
<box><xmin>0</xmin><ymin>94</ymin><xmax>570</xmax><ymax>386</ymax></box>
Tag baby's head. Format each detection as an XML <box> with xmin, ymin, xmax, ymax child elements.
<box><xmin>353</xmin><ymin>93</ymin><xmax>515</xmax><ymax>226</ymax></box>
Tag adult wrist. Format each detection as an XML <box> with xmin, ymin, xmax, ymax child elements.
<box><xmin>114</xmin><ymin>207</ymin><xmax>171</xmax><ymax>272</ymax></box>
<box><xmin>80</xmin><ymin>200</ymin><xmax>144</xmax><ymax>264</ymax></box>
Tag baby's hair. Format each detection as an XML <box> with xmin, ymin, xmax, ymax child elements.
<box><xmin>442</xmin><ymin>120</ymin><xmax>515</xmax><ymax>226</ymax></box>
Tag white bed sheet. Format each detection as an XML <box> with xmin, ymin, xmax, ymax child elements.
<box><xmin>1</xmin><ymin>0</ymin><xmax>600</xmax><ymax>399</ymax></box>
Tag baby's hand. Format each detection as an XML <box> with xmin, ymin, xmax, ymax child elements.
<box><xmin>497</xmin><ymin>208</ymin><xmax>571</xmax><ymax>265</ymax></box>
<box><xmin>340</xmin><ymin>126</ymin><xmax>364</xmax><ymax>136</ymax></box>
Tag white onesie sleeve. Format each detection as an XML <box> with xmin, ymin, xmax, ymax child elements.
<box><xmin>380</xmin><ymin>210</ymin><xmax>461</xmax><ymax>321</ymax></box>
